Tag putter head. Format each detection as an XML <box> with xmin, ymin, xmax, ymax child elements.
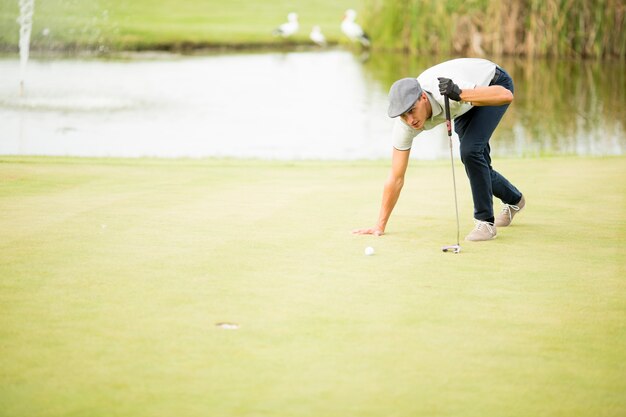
<box><xmin>442</xmin><ymin>244</ymin><xmax>461</xmax><ymax>254</ymax></box>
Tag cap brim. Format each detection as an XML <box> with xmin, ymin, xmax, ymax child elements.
<box><xmin>388</xmin><ymin>102</ymin><xmax>415</xmax><ymax>118</ymax></box>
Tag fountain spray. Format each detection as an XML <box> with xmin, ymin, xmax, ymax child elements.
<box><xmin>17</xmin><ymin>0</ymin><xmax>35</xmax><ymax>97</ymax></box>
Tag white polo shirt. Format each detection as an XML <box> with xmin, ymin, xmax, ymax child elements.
<box><xmin>392</xmin><ymin>58</ymin><xmax>497</xmax><ymax>151</ymax></box>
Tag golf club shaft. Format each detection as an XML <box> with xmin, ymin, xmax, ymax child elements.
<box><xmin>444</xmin><ymin>95</ymin><xmax>460</xmax><ymax>246</ymax></box>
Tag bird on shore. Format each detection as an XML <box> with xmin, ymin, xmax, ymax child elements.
<box><xmin>309</xmin><ymin>25</ymin><xmax>327</xmax><ymax>46</ymax></box>
<box><xmin>272</xmin><ymin>12</ymin><xmax>299</xmax><ymax>38</ymax></box>
<box><xmin>341</xmin><ymin>9</ymin><xmax>370</xmax><ymax>47</ymax></box>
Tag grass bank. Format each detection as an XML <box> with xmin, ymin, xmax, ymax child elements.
<box><xmin>1</xmin><ymin>156</ymin><xmax>625</xmax><ymax>416</ymax></box>
<box><xmin>0</xmin><ymin>0</ymin><xmax>364</xmax><ymax>53</ymax></box>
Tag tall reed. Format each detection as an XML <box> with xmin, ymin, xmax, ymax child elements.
<box><xmin>364</xmin><ymin>0</ymin><xmax>626</xmax><ymax>58</ymax></box>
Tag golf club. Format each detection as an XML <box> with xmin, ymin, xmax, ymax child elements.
<box><xmin>441</xmin><ymin>94</ymin><xmax>461</xmax><ymax>254</ymax></box>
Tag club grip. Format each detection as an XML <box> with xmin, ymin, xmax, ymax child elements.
<box><xmin>444</xmin><ymin>95</ymin><xmax>452</xmax><ymax>137</ymax></box>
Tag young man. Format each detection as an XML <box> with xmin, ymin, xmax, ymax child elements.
<box><xmin>353</xmin><ymin>58</ymin><xmax>525</xmax><ymax>241</ymax></box>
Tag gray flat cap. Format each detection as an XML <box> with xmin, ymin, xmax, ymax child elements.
<box><xmin>388</xmin><ymin>78</ymin><xmax>423</xmax><ymax>118</ymax></box>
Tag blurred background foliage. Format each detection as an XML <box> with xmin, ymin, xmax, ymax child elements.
<box><xmin>363</xmin><ymin>0</ymin><xmax>625</xmax><ymax>58</ymax></box>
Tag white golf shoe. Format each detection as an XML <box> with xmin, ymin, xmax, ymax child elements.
<box><xmin>495</xmin><ymin>196</ymin><xmax>526</xmax><ymax>227</ymax></box>
<box><xmin>465</xmin><ymin>219</ymin><xmax>497</xmax><ymax>241</ymax></box>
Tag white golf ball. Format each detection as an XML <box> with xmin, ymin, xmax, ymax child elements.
<box><xmin>364</xmin><ymin>246</ymin><xmax>375</xmax><ymax>256</ymax></box>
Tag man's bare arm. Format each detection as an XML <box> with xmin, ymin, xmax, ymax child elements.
<box><xmin>352</xmin><ymin>147</ymin><xmax>411</xmax><ymax>235</ymax></box>
<box><xmin>460</xmin><ymin>85</ymin><xmax>513</xmax><ymax>106</ymax></box>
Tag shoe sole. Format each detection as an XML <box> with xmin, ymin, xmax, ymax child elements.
<box><xmin>464</xmin><ymin>234</ymin><xmax>497</xmax><ymax>242</ymax></box>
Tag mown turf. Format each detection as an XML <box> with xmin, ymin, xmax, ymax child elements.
<box><xmin>0</xmin><ymin>0</ymin><xmax>365</xmax><ymax>50</ymax></box>
<box><xmin>0</xmin><ymin>156</ymin><xmax>625</xmax><ymax>417</ymax></box>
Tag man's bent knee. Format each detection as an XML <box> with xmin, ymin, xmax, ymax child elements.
<box><xmin>460</xmin><ymin>144</ymin><xmax>488</xmax><ymax>165</ymax></box>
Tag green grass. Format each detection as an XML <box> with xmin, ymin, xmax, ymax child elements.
<box><xmin>0</xmin><ymin>0</ymin><xmax>364</xmax><ymax>51</ymax></box>
<box><xmin>0</xmin><ymin>155</ymin><xmax>625</xmax><ymax>416</ymax></box>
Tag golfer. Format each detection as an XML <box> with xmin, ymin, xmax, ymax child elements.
<box><xmin>353</xmin><ymin>58</ymin><xmax>524</xmax><ymax>241</ymax></box>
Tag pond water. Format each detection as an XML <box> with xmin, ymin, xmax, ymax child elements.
<box><xmin>0</xmin><ymin>50</ymin><xmax>624</xmax><ymax>160</ymax></box>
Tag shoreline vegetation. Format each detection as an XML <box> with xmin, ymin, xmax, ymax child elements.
<box><xmin>0</xmin><ymin>0</ymin><xmax>623</xmax><ymax>58</ymax></box>
<box><xmin>0</xmin><ymin>41</ymin><xmax>340</xmax><ymax>58</ymax></box>
<box><xmin>363</xmin><ymin>0</ymin><xmax>626</xmax><ymax>59</ymax></box>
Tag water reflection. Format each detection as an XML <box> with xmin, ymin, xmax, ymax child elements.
<box><xmin>363</xmin><ymin>53</ymin><xmax>626</xmax><ymax>157</ymax></box>
<box><xmin>0</xmin><ymin>50</ymin><xmax>623</xmax><ymax>160</ymax></box>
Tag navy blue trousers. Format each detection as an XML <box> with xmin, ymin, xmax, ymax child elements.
<box><xmin>453</xmin><ymin>67</ymin><xmax>522</xmax><ymax>221</ymax></box>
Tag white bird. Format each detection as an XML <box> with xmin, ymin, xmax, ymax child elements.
<box><xmin>272</xmin><ymin>12</ymin><xmax>299</xmax><ymax>38</ymax></box>
<box><xmin>309</xmin><ymin>25</ymin><xmax>327</xmax><ymax>46</ymax></box>
<box><xmin>341</xmin><ymin>9</ymin><xmax>370</xmax><ymax>47</ymax></box>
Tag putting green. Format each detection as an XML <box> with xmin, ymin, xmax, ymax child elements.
<box><xmin>0</xmin><ymin>156</ymin><xmax>624</xmax><ymax>416</ymax></box>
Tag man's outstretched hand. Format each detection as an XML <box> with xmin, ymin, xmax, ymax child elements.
<box><xmin>352</xmin><ymin>227</ymin><xmax>384</xmax><ymax>236</ymax></box>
